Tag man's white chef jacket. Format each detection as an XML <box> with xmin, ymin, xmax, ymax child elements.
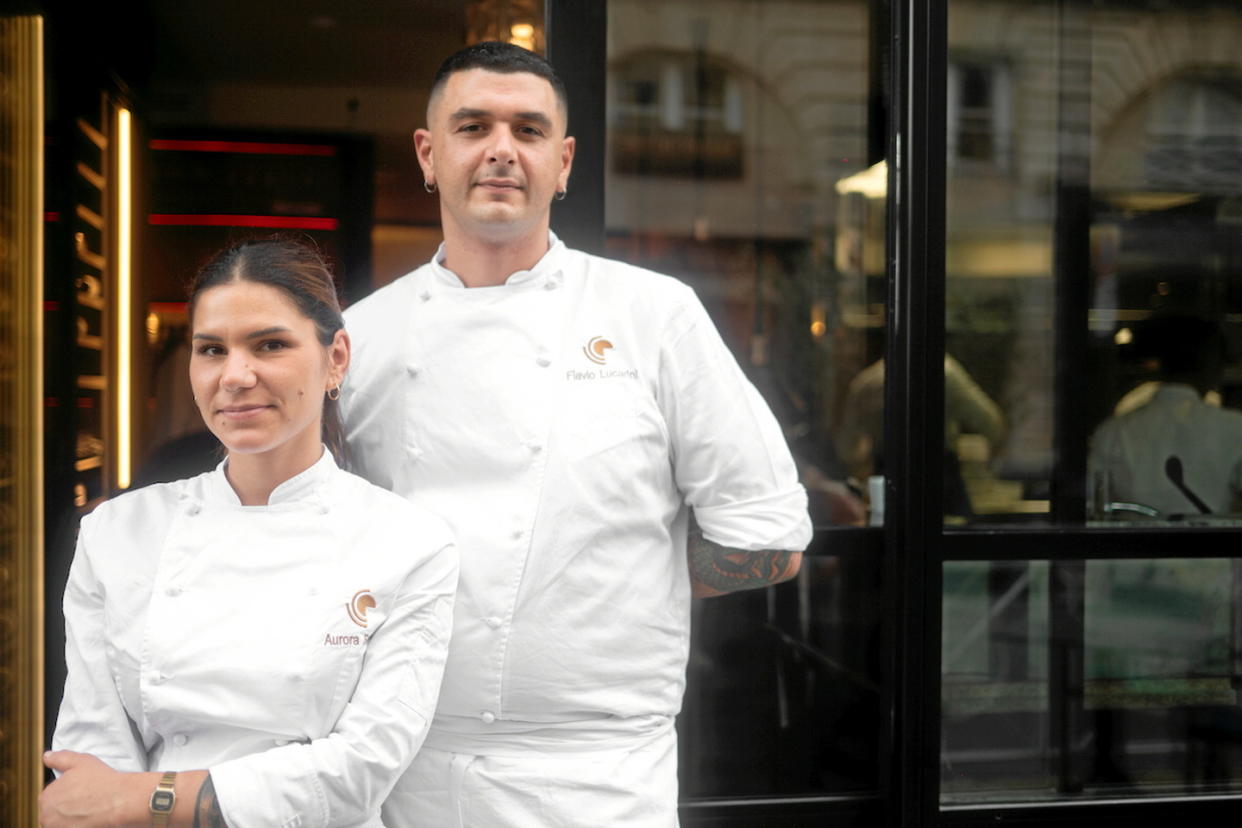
<box><xmin>53</xmin><ymin>450</ymin><xmax>458</xmax><ymax>827</ymax></box>
<box><xmin>341</xmin><ymin>234</ymin><xmax>812</xmax><ymax>751</ymax></box>
<box><xmin>1089</xmin><ymin>382</ymin><xmax>1242</xmax><ymax>515</ymax></box>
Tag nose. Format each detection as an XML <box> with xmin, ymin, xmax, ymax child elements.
<box><xmin>220</xmin><ymin>352</ymin><xmax>257</xmax><ymax>392</ymax></box>
<box><xmin>487</xmin><ymin>125</ymin><xmax>516</xmax><ymax>165</ymax></box>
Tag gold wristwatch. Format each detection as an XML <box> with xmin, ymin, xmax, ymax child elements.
<box><xmin>149</xmin><ymin>771</ymin><xmax>177</xmax><ymax>827</ymax></box>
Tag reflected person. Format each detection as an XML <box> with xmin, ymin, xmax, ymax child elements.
<box><xmin>835</xmin><ymin>354</ymin><xmax>1006</xmax><ymax>516</ymax></box>
<box><xmin>341</xmin><ymin>42</ymin><xmax>812</xmax><ymax>826</ymax></box>
<box><xmin>1089</xmin><ymin>313</ymin><xmax>1242</xmax><ymax>516</ymax></box>
<box><xmin>41</xmin><ymin>239</ymin><xmax>458</xmax><ymax>827</ymax></box>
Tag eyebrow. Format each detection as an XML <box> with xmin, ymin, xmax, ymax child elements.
<box><xmin>449</xmin><ymin>107</ymin><xmax>554</xmax><ymax>130</ymax></box>
<box><xmin>191</xmin><ymin>326</ymin><xmax>292</xmax><ymax>342</ymax></box>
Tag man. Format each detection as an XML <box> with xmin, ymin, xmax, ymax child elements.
<box><xmin>340</xmin><ymin>42</ymin><xmax>811</xmax><ymax>826</ymax></box>
<box><xmin>1090</xmin><ymin>313</ymin><xmax>1242</xmax><ymax>516</ymax></box>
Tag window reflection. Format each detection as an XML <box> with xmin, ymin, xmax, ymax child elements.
<box><xmin>947</xmin><ymin>1</ymin><xmax>1242</xmax><ymax>526</ymax></box>
<box><xmin>942</xmin><ymin>558</ymin><xmax>1242</xmax><ymax>801</ymax></box>
<box><xmin>608</xmin><ymin>0</ymin><xmax>882</xmax><ymax>802</ymax></box>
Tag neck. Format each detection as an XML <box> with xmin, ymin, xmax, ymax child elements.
<box><xmin>224</xmin><ymin>439</ymin><xmax>324</xmax><ymax>506</ymax></box>
<box><xmin>441</xmin><ymin>223</ymin><xmax>551</xmax><ymax>288</ymax></box>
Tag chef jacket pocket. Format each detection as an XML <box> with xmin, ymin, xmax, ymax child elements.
<box><xmin>560</xmin><ymin>377</ymin><xmax>651</xmax><ymax>460</ymax></box>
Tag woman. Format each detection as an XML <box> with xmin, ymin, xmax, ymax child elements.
<box><xmin>41</xmin><ymin>238</ymin><xmax>458</xmax><ymax>827</ymax></box>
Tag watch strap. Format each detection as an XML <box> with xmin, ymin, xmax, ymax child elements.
<box><xmin>149</xmin><ymin>770</ymin><xmax>177</xmax><ymax>827</ymax></box>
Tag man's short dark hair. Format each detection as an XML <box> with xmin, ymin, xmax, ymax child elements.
<box><xmin>428</xmin><ymin>41</ymin><xmax>569</xmax><ymax>123</ymax></box>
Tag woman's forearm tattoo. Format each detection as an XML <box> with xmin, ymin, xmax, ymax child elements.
<box><xmin>688</xmin><ymin>530</ymin><xmax>797</xmax><ymax>593</ymax></box>
<box><xmin>194</xmin><ymin>773</ymin><xmax>227</xmax><ymax>828</ymax></box>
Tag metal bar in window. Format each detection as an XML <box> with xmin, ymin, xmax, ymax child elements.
<box><xmin>886</xmin><ymin>0</ymin><xmax>947</xmax><ymax>824</ymax></box>
<box><xmin>1050</xmin><ymin>0</ymin><xmax>1092</xmax><ymax>524</ymax></box>
<box><xmin>946</xmin><ymin>527</ymin><xmax>1242</xmax><ymax>562</ymax></box>
<box><xmin>545</xmin><ymin>0</ymin><xmax>606</xmax><ymax>255</ymax></box>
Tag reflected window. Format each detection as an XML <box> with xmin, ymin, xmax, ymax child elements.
<box><xmin>1147</xmin><ymin>78</ymin><xmax>1242</xmax><ymax>192</ymax></box>
<box><xmin>943</xmin><ymin>558</ymin><xmax>1242</xmax><ymax>801</ymax></box>
<box><xmin>947</xmin><ymin>57</ymin><xmax>1013</xmax><ymax>170</ymax></box>
<box><xmin>611</xmin><ymin>50</ymin><xmax>744</xmax><ymax>178</ymax></box>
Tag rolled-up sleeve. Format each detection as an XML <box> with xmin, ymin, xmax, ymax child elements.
<box><xmin>659</xmin><ymin>290</ymin><xmax>812</xmax><ymax>552</ymax></box>
<box><xmin>210</xmin><ymin>541</ymin><xmax>458</xmax><ymax>828</ymax></box>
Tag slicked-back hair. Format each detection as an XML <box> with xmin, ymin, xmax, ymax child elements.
<box><xmin>188</xmin><ymin>236</ymin><xmax>350</xmax><ymax>465</ymax></box>
<box><xmin>428</xmin><ymin>40</ymin><xmax>569</xmax><ymax>126</ymax></box>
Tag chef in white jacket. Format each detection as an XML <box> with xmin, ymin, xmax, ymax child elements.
<box><xmin>42</xmin><ymin>239</ymin><xmax>458</xmax><ymax>828</ymax></box>
<box><xmin>341</xmin><ymin>43</ymin><xmax>812</xmax><ymax>827</ymax></box>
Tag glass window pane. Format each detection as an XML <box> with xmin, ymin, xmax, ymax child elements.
<box><xmin>942</xmin><ymin>558</ymin><xmax>1242</xmax><ymax>803</ymax></box>
<box><xmin>946</xmin><ymin>1</ymin><xmax>1242</xmax><ymax>526</ymax></box>
<box><xmin>607</xmin><ymin>0</ymin><xmax>883</xmax><ymax>799</ymax></box>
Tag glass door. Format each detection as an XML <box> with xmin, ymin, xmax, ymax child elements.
<box><xmin>936</xmin><ymin>0</ymin><xmax>1242</xmax><ymax>822</ymax></box>
<box><xmin>598</xmin><ymin>1</ymin><xmax>889</xmax><ymax>823</ymax></box>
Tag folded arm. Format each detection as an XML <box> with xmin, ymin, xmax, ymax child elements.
<box><xmin>688</xmin><ymin>523</ymin><xmax>802</xmax><ymax>598</ymax></box>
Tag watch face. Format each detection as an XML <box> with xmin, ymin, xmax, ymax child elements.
<box><xmin>151</xmin><ymin>790</ymin><xmax>175</xmax><ymax>812</ymax></box>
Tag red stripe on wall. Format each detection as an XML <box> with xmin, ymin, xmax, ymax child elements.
<box><xmin>148</xmin><ymin>139</ymin><xmax>337</xmax><ymax>156</ymax></box>
<box><xmin>148</xmin><ymin>214</ymin><xmax>339</xmax><ymax>230</ymax></box>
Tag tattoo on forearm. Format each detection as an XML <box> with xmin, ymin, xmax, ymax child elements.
<box><xmin>193</xmin><ymin>773</ymin><xmax>227</xmax><ymax>828</ymax></box>
<box><xmin>688</xmin><ymin>531</ymin><xmax>797</xmax><ymax>593</ymax></box>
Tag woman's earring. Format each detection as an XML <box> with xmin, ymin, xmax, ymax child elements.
<box><xmin>326</xmin><ymin>386</ymin><xmax>341</xmax><ymax>401</ymax></box>
<box><xmin>423</xmin><ymin>180</ymin><xmax>437</xmax><ymax>194</ymax></box>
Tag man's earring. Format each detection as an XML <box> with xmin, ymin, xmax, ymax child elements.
<box><xmin>424</xmin><ymin>180</ymin><xmax>437</xmax><ymax>194</ymax></box>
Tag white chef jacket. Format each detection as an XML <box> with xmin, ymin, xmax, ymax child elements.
<box><xmin>1089</xmin><ymin>382</ymin><xmax>1242</xmax><ymax>515</ymax></box>
<box><xmin>341</xmin><ymin>233</ymin><xmax>811</xmax><ymax>752</ymax></box>
<box><xmin>53</xmin><ymin>449</ymin><xmax>458</xmax><ymax>828</ymax></box>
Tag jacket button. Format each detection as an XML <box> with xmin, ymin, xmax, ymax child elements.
<box><xmin>172</xmin><ymin>733</ymin><xmax>188</xmax><ymax>747</ymax></box>
<box><xmin>536</xmin><ymin>356</ymin><xmax>551</xmax><ymax>367</ymax></box>
<box><xmin>480</xmin><ymin>711</ymin><xmax>496</xmax><ymax>724</ymax></box>
<box><xmin>485</xmin><ymin>616</ymin><xmax>502</xmax><ymax>629</ymax></box>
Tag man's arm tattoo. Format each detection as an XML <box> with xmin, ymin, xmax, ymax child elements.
<box><xmin>193</xmin><ymin>773</ymin><xmax>227</xmax><ymax>828</ymax></box>
<box><xmin>688</xmin><ymin>530</ymin><xmax>798</xmax><ymax>593</ymax></box>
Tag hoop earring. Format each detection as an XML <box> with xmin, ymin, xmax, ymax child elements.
<box><xmin>423</xmin><ymin>180</ymin><xmax>437</xmax><ymax>194</ymax></box>
<box><xmin>326</xmin><ymin>386</ymin><xmax>341</xmax><ymax>401</ymax></box>
<box><xmin>554</xmin><ymin>189</ymin><xmax>567</xmax><ymax>201</ymax></box>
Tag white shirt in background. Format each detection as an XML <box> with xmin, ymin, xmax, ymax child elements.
<box><xmin>1089</xmin><ymin>383</ymin><xmax>1242</xmax><ymax>516</ymax></box>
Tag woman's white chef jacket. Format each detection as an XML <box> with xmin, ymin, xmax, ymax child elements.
<box><xmin>341</xmin><ymin>234</ymin><xmax>811</xmax><ymax>752</ymax></box>
<box><xmin>53</xmin><ymin>449</ymin><xmax>458</xmax><ymax>828</ymax></box>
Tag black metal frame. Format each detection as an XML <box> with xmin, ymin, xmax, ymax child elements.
<box><xmin>545</xmin><ymin>0</ymin><xmax>606</xmax><ymax>256</ymax></box>
<box><xmin>884</xmin><ymin>1</ymin><xmax>948</xmax><ymax>825</ymax></box>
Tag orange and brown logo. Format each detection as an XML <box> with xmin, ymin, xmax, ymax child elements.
<box><xmin>346</xmin><ymin>589</ymin><xmax>376</xmax><ymax>627</ymax></box>
<box><xmin>583</xmin><ymin>336</ymin><xmax>614</xmax><ymax>365</ymax></box>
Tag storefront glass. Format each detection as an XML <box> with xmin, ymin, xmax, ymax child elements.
<box><xmin>942</xmin><ymin>0</ymin><xmax>1242</xmax><ymax>809</ymax></box>
<box><xmin>607</xmin><ymin>0</ymin><xmax>885</xmax><ymax>800</ymax></box>
<box><xmin>945</xmin><ymin>0</ymin><xmax>1242</xmax><ymax>527</ymax></box>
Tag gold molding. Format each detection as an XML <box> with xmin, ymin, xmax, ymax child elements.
<box><xmin>0</xmin><ymin>13</ymin><xmax>46</xmax><ymax>824</ymax></box>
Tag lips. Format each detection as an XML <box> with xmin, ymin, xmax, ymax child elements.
<box><xmin>476</xmin><ymin>177</ymin><xmax>522</xmax><ymax>190</ymax></box>
<box><xmin>217</xmin><ymin>404</ymin><xmax>274</xmax><ymax>420</ymax></box>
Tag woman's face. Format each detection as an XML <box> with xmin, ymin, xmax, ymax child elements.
<box><xmin>189</xmin><ymin>280</ymin><xmax>348</xmax><ymax>461</ymax></box>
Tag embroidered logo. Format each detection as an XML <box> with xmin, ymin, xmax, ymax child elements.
<box><xmin>583</xmin><ymin>336</ymin><xmax>614</xmax><ymax>365</ymax></box>
<box><xmin>346</xmin><ymin>589</ymin><xmax>376</xmax><ymax>627</ymax></box>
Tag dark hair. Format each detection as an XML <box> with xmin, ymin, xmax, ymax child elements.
<box><xmin>1134</xmin><ymin>313</ymin><xmax>1227</xmax><ymax>392</ymax></box>
<box><xmin>429</xmin><ymin>40</ymin><xmax>568</xmax><ymax>124</ymax></box>
<box><xmin>188</xmin><ymin>237</ymin><xmax>350</xmax><ymax>464</ymax></box>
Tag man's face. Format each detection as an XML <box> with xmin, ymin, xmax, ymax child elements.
<box><xmin>415</xmin><ymin>68</ymin><xmax>574</xmax><ymax>245</ymax></box>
